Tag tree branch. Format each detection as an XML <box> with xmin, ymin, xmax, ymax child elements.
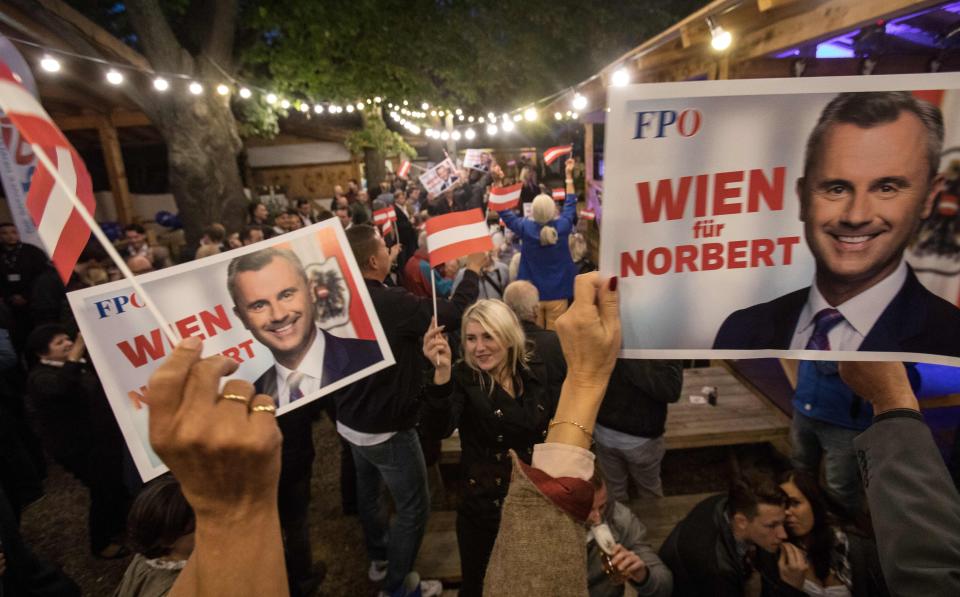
<box><xmin>200</xmin><ymin>0</ymin><xmax>237</xmax><ymax>72</ymax></box>
<box><xmin>124</xmin><ymin>0</ymin><xmax>188</xmax><ymax>72</ymax></box>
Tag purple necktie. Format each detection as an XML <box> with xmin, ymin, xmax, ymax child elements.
<box><xmin>288</xmin><ymin>371</ymin><xmax>304</xmax><ymax>402</ymax></box>
<box><xmin>805</xmin><ymin>308</ymin><xmax>844</xmax><ymax>350</ymax></box>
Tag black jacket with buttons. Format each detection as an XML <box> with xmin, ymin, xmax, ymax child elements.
<box><xmin>420</xmin><ymin>358</ymin><xmax>556</xmax><ymax>519</ymax></box>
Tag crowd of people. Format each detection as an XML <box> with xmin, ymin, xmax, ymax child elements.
<box><xmin>0</xmin><ymin>149</ymin><xmax>958</xmax><ymax>597</ymax></box>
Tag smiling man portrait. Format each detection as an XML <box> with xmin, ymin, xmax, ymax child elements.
<box><xmin>714</xmin><ymin>91</ymin><xmax>960</xmax><ymax>356</ymax></box>
<box><xmin>227</xmin><ymin>247</ymin><xmax>382</xmax><ymax>407</ymax></box>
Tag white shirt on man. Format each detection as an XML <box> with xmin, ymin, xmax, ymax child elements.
<box><xmin>273</xmin><ymin>326</ymin><xmax>326</xmax><ymax>407</ymax></box>
<box><xmin>789</xmin><ymin>260</ymin><xmax>908</xmax><ymax>351</ymax></box>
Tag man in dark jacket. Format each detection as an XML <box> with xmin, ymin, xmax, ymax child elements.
<box><xmin>502</xmin><ymin>280</ymin><xmax>566</xmax><ymax>400</ymax></box>
<box><xmin>339</xmin><ymin>225</ymin><xmax>482</xmax><ymax>595</ymax></box>
<box><xmin>659</xmin><ymin>471</ymin><xmax>806</xmax><ymax>597</ymax></box>
<box><xmin>593</xmin><ymin>359</ymin><xmax>682</xmax><ymax>500</ymax></box>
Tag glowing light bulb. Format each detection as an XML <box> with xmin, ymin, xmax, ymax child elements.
<box><xmin>572</xmin><ymin>93</ymin><xmax>588</xmax><ymax>111</ymax></box>
<box><xmin>554</xmin><ymin>112</ymin><xmax>563</xmax><ymax>120</ymax></box>
<box><xmin>465</xmin><ymin>128</ymin><xmax>476</xmax><ymax>140</ymax></box>
<box><xmin>188</xmin><ymin>81</ymin><xmax>203</xmax><ymax>95</ymax></box>
<box><xmin>239</xmin><ymin>87</ymin><xmax>252</xmax><ymax>99</ymax></box>
<box><xmin>512</xmin><ymin>114</ymin><xmax>522</xmax><ymax>122</ymax></box>
<box><xmin>105</xmin><ymin>69</ymin><xmax>124</xmax><ymax>85</ymax></box>
<box><xmin>524</xmin><ymin>107</ymin><xmax>538</xmax><ymax>121</ymax></box>
<box><xmin>265</xmin><ymin>93</ymin><xmax>278</xmax><ymax>104</ymax></box>
<box><xmin>314</xmin><ymin>104</ymin><xmax>324</xmax><ymax>114</ymax></box>
<box><xmin>451</xmin><ymin>130</ymin><xmax>462</xmax><ymax>141</ymax></box>
<box><xmin>357</xmin><ymin>102</ymin><xmax>365</xmax><ymax>110</ymax></box>
<box><xmin>40</xmin><ymin>55</ymin><xmax>60</xmax><ymax>73</ymax></box>
<box><xmin>153</xmin><ymin>77</ymin><xmax>170</xmax><ymax>92</ymax></box>
<box><xmin>299</xmin><ymin>103</ymin><xmax>309</xmax><ymax>113</ymax></box>
<box><xmin>486</xmin><ymin>124</ymin><xmax>498</xmax><ymax>136</ymax></box>
<box><xmin>374</xmin><ymin>96</ymin><xmax>382</xmax><ymax>103</ymax></box>
<box><xmin>440</xmin><ymin>131</ymin><xmax>450</xmax><ymax>140</ymax></box>
<box><xmin>216</xmin><ymin>83</ymin><xmax>230</xmax><ymax>96</ymax></box>
<box><xmin>280</xmin><ymin>99</ymin><xmax>290</xmax><ymax>109</ymax></box>
<box><xmin>611</xmin><ymin>68</ymin><xmax>630</xmax><ymax>87</ymax></box>
<box><xmin>502</xmin><ymin>120</ymin><xmax>515</xmax><ymax>132</ymax></box>
<box><xmin>422</xmin><ymin>102</ymin><xmax>430</xmax><ymax>110</ymax></box>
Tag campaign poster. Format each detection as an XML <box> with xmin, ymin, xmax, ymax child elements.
<box><xmin>602</xmin><ymin>73</ymin><xmax>960</xmax><ymax>365</ymax></box>
<box><xmin>463</xmin><ymin>148</ymin><xmax>494</xmax><ymax>172</ymax></box>
<box><xmin>419</xmin><ymin>157</ymin><xmax>460</xmax><ymax>195</ymax></box>
<box><xmin>68</xmin><ymin>221</ymin><xmax>394</xmax><ymax>480</ymax></box>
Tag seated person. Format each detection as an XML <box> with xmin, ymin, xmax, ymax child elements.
<box><xmin>779</xmin><ymin>470</ymin><xmax>888</xmax><ymax>596</ymax></box>
<box><xmin>114</xmin><ymin>475</ymin><xmax>195</xmax><ymax>597</ymax></box>
<box><xmin>659</xmin><ymin>470</ymin><xmax>807</xmax><ymax>596</ymax></box>
<box><xmin>585</xmin><ymin>469</ymin><xmax>672</xmax><ymax>597</ymax></box>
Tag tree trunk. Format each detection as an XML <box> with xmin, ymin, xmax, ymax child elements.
<box><xmin>363</xmin><ymin>147</ymin><xmax>386</xmax><ymax>193</ymax></box>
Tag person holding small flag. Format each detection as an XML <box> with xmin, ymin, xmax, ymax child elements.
<box><xmin>496</xmin><ymin>158</ymin><xmax>578</xmax><ymax>330</ymax></box>
<box><xmin>338</xmin><ymin>225</ymin><xmax>485</xmax><ymax>596</ymax></box>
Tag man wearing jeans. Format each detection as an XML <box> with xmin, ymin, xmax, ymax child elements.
<box><xmin>340</xmin><ymin>225</ymin><xmax>482</xmax><ymax>596</ymax></box>
<box><xmin>593</xmin><ymin>359</ymin><xmax>683</xmax><ymax>501</ymax></box>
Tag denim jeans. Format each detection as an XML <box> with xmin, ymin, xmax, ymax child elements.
<box><xmin>790</xmin><ymin>412</ymin><xmax>863</xmax><ymax>512</ymax></box>
<box><xmin>594</xmin><ymin>435</ymin><xmax>666</xmax><ymax>501</ymax></box>
<box><xmin>348</xmin><ymin>428</ymin><xmax>430</xmax><ymax>591</ymax></box>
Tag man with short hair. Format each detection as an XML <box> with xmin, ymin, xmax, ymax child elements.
<box><xmin>503</xmin><ymin>280</ymin><xmax>566</xmax><ymax>396</ymax></box>
<box><xmin>295</xmin><ymin>198</ymin><xmax>315</xmax><ymax>227</ymax></box>
<box><xmin>714</xmin><ymin>91</ymin><xmax>960</xmax><ymax>355</ymax></box>
<box><xmin>226</xmin><ymin>247</ymin><xmax>382</xmax><ymax>596</ymax></box>
<box><xmin>123</xmin><ymin>224</ymin><xmax>173</xmax><ymax>270</ymax></box>
<box><xmin>0</xmin><ymin>223</ymin><xmax>50</xmax><ymax>351</ymax></box>
<box><xmin>338</xmin><ymin>224</ymin><xmax>483</xmax><ymax>596</ymax></box>
<box><xmin>585</xmin><ymin>470</ymin><xmax>672</xmax><ymax>597</ymax></box>
<box><xmin>239</xmin><ymin>225</ymin><xmax>264</xmax><ymax>246</ymax></box>
<box><xmin>660</xmin><ymin>471</ymin><xmax>807</xmax><ymax>596</ymax></box>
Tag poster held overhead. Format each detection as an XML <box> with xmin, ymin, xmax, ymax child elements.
<box><xmin>418</xmin><ymin>158</ymin><xmax>459</xmax><ymax>195</ymax></box>
<box><xmin>602</xmin><ymin>74</ymin><xmax>960</xmax><ymax>365</ymax></box>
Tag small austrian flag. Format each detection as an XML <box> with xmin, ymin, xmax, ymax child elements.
<box><xmin>425</xmin><ymin>208</ymin><xmax>493</xmax><ymax>267</ymax></box>
<box><xmin>373</xmin><ymin>206</ymin><xmax>395</xmax><ymax>235</ymax></box>
<box><xmin>543</xmin><ymin>144</ymin><xmax>572</xmax><ymax>166</ymax></box>
<box><xmin>552</xmin><ymin>188</ymin><xmax>565</xmax><ymax>200</ymax></box>
<box><xmin>488</xmin><ymin>182</ymin><xmax>522</xmax><ymax>211</ymax></box>
<box><xmin>0</xmin><ymin>61</ymin><xmax>94</xmax><ymax>283</ymax></box>
<box><xmin>398</xmin><ymin>160</ymin><xmax>412</xmax><ymax>179</ymax></box>
<box><xmin>579</xmin><ymin>209</ymin><xmax>596</xmax><ymax>221</ymax></box>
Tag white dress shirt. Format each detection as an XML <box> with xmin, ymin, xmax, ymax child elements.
<box><xmin>789</xmin><ymin>260</ymin><xmax>908</xmax><ymax>351</ymax></box>
<box><xmin>273</xmin><ymin>327</ymin><xmax>326</xmax><ymax>407</ymax></box>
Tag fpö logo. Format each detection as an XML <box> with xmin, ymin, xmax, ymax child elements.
<box><xmin>633</xmin><ymin>109</ymin><xmax>702</xmax><ymax>139</ymax></box>
<box><xmin>94</xmin><ymin>292</ymin><xmax>145</xmax><ymax>319</ymax></box>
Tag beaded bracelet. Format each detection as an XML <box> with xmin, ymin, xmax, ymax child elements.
<box><xmin>548</xmin><ymin>418</ymin><xmax>593</xmax><ymax>439</ymax></box>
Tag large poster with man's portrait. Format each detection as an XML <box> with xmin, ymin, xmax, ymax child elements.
<box><xmin>68</xmin><ymin>220</ymin><xmax>394</xmax><ymax>480</ymax></box>
<box><xmin>602</xmin><ymin>74</ymin><xmax>960</xmax><ymax>365</ymax></box>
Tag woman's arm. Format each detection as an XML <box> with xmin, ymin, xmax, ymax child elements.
<box><xmin>418</xmin><ymin>322</ymin><xmax>466</xmax><ymax>440</ymax></box>
<box><xmin>146</xmin><ymin>337</ymin><xmax>288</xmax><ymax>597</ymax></box>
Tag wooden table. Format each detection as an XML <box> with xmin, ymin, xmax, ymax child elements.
<box><xmin>440</xmin><ymin>365</ymin><xmax>791</xmax><ymax>463</ymax></box>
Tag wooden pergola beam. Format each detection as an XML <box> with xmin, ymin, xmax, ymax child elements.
<box><xmin>54</xmin><ymin>110</ymin><xmax>152</xmax><ymax>131</ymax></box>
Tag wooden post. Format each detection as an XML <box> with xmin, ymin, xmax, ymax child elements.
<box><xmin>96</xmin><ymin>115</ymin><xmax>133</xmax><ymax>224</ymax></box>
<box><xmin>583</xmin><ymin>122</ymin><xmax>594</xmax><ymax>185</ymax></box>
<box><xmin>717</xmin><ymin>56</ymin><xmax>731</xmax><ymax>80</ymax></box>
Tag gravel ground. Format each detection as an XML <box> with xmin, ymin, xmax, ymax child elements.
<box><xmin>20</xmin><ymin>414</ymin><xmax>782</xmax><ymax>596</ymax></box>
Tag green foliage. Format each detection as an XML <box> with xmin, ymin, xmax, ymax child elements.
<box><xmin>344</xmin><ymin>111</ymin><xmax>416</xmax><ymax>158</ymax></box>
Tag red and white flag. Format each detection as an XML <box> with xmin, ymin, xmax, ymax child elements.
<box><xmin>397</xmin><ymin>160</ymin><xmax>412</xmax><ymax>179</ymax></box>
<box><xmin>373</xmin><ymin>206</ymin><xmax>396</xmax><ymax>236</ymax></box>
<box><xmin>579</xmin><ymin>209</ymin><xmax>596</xmax><ymax>221</ymax></box>
<box><xmin>425</xmin><ymin>208</ymin><xmax>493</xmax><ymax>267</ymax></box>
<box><xmin>543</xmin><ymin>144</ymin><xmax>572</xmax><ymax>166</ymax></box>
<box><xmin>0</xmin><ymin>62</ymin><xmax>94</xmax><ymax>283</ymax></box>
<box><xmin>552</xmin><ymin>188</ymin><xmax>565</xmax><ymax>200</ymax></box>
<box><xmin>488</xmin><ymin>182</ymin><xmax>522</xmax><ymax>211</ymax></box>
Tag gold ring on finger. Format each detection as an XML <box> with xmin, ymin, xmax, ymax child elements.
<box><xmin>251</xmin><ymin>404</ymin><xmax>277</xmax><ymax>414</ymax></box>
<box><xmin>221</xmin><ymin>393</ymin><xmax>250</xmax><ymax>405</ymax></box>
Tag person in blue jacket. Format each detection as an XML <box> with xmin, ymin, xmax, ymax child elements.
<box><xmin>497</xmin><ymin>158</ymin><xmax>578</xmax><ymax>330</ymax></box>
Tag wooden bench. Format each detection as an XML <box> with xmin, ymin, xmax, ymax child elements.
<box><xmin>441</xmin><ymin>366</ymin><xmax>791</xmax><ymax>463</ymax></box>
<box><xmin>415</xmin><ymin>493</ymin><xmax>717</xmax><ymax>584</ymax></box>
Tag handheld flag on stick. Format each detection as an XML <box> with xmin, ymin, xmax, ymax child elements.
<box><xmin>543</xmin><ymin>144</ymin><xmax>573</xmax><ymax>166</ymax></box>
<box><xmin>552</xmin><ymin>188</ymin><xmax>565</xmax><ymax>200</ymax></box>
<box><xmin>487</xmin><ymin>182</ymin><xmax>522</xmax><ymax>211</ymax></box>
<box><xmin>425</xmin><ymin>208</ymin><xmax>493</xmax><ymax>268</ymax></box>
<box><xmin>397</xmin><ymin>160</ymin><xmax>412</xmax><ymax>179</ymax></box>
<box><xmin>373</xmin><ymin>206</ymin><xmax>397</xmax><ymax>236</ymax></box>
<box><xmin>0</xmin><ymin>61</ymin><xmax>179</xmax><ymax>346</ymax></box>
